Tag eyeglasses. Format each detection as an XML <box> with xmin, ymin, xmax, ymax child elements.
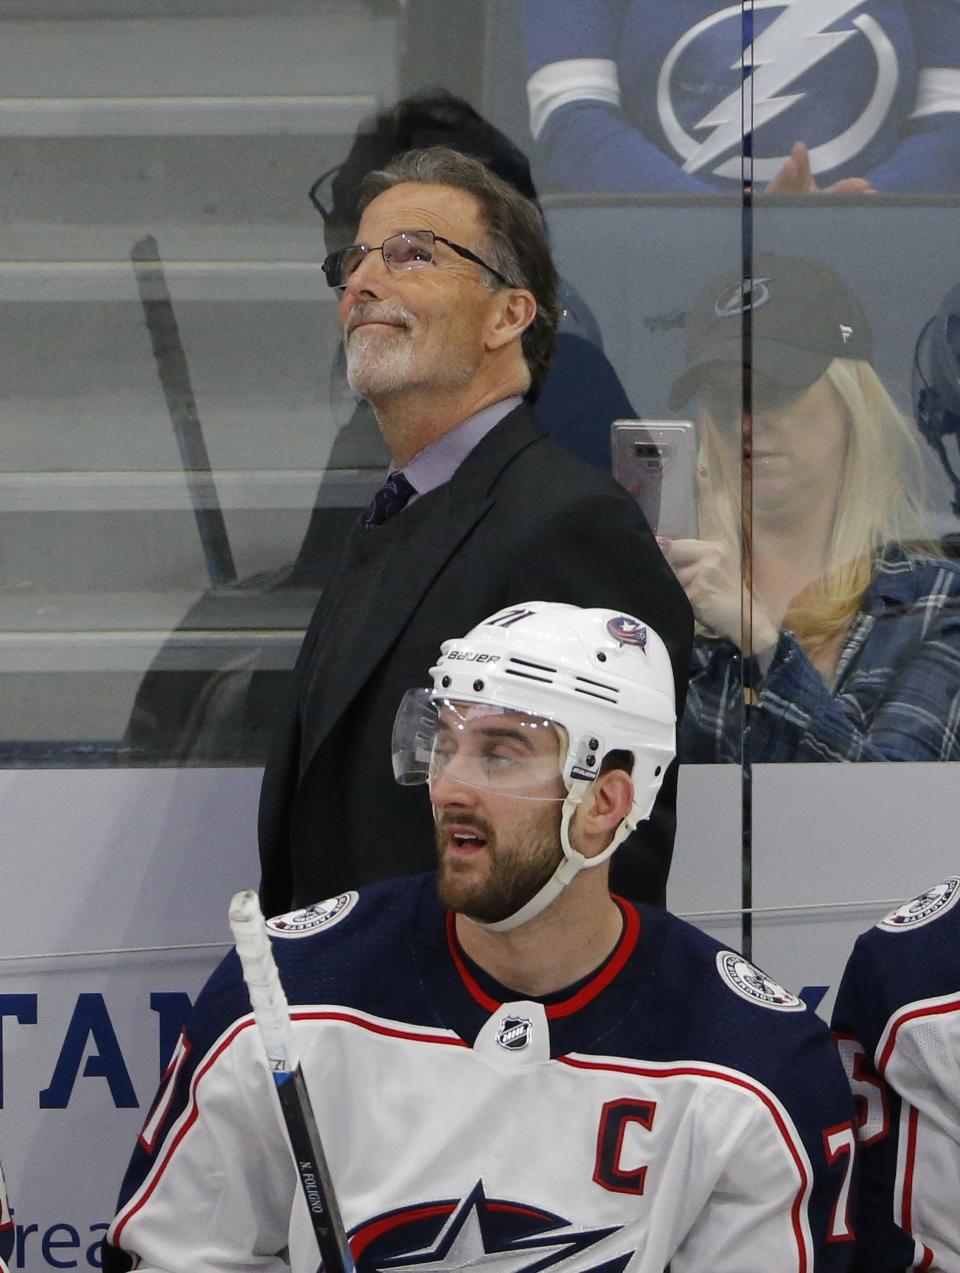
<box><xmin>322</xmin><ymin>229</ymin><xmax>511</xmax><ymax>291</ymax></box>
<box><xmin>308</xmin><ymin>164</ymin><xmax>341</xmax><ymax>223</ymax></box>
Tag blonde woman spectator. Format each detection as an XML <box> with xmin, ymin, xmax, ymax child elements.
<box><xmin>663</xmin><ymin>253</ymin><xmax>960</xmax><ymax>762</ymax></box>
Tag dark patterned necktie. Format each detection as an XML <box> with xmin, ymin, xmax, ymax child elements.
<box><xmin>361</xmin><ymin>469</ymin><xmax>417</xmax><ymax>529</ymax></box>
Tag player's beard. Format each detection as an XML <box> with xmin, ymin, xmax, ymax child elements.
<box><xmin>434</xmin><ymin>801</ymin><xmax>564</xmax><ymax>924</ymax></box>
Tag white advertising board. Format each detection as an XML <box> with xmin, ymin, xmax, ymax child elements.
<box><xmin>1</xmin><ymin>762</ymin><xmax>955</xmax><ymax>1270</ymax></box>
<box><xmin>0</xmin><ymin>769</ymin><xmax>261</xmax><ymax>1272</ymax></box>
<box><xmin>750</xmin><ymin>763</ymin><xmax>960</xmax><ymax>1021</ymax></box>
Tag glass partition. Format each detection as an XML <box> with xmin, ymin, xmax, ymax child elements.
<box><xmin>4</xmin><ymin>0</ymin><xmax>959</xmax><ymax>1264</ymax></box>
<box><xmin>2</xmin><ymin>0</ymin><xmax>397</xmax><ymax>766</ymax></box>
<box><xmin>744</xmin><ymin>4</ymin><xmax>960</xmax><ymax>1006</ymax></box>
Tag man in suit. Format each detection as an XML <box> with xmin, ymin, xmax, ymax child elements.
<box><xmin>258</xmin><ymin>145</ymin><xmax>692</xmax><ymax>916</ymax></box>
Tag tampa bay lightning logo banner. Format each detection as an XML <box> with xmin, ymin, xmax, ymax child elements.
<box><xmin>349</xmin><ymin>1181</ymin><xmax>634</xmax><ymax>1271</ymax></box>
<box><xmin>653</xmin><ymin>0</ymin><xmax>913</xmax><ymax>182</ymax></box>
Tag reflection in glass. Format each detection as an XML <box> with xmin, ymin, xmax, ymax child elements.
<box><xmin>118</xmin><ymin>88</ymin><xmax>638</xmax><ymax>767</ymax></box>
<box><xmin>666</xmin><ymin>252</ymin><xmax>960</xmax><ymax>764</ymax></box>
<box><xmin>914</xmin><ymin>283</ymin><xmax>960</xmax><ymax>526</ymax></box>
<box><xmin>522</xmin><ymin>0</ymin><xmax>960</xmax><ymax>195</ymax></box>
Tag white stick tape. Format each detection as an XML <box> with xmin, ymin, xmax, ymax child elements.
<box><xmin>228</xmin><ymin>890</ymin><xmax>301</xmax><ymax>1075</ymax></box>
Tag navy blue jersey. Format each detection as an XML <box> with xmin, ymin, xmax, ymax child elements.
<box><xmin>832</xmin><ymin>876</ymin><xmax>960</xmax><ymax>1271</ymax></box>
<box><xmin>106</xmin><ymin>875</ymin><xmax>856</xmax><ymax>1271</ymax></box>
<box><xmin>523</xmin><ymin>0</ymin><xmax>960</xmax><ymax>193</ymax></box>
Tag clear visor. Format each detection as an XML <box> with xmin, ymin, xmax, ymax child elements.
<box><xmin>392</xmin><ymin>689</ymin><xmax>566</xmax><ymax>798</ymax></box>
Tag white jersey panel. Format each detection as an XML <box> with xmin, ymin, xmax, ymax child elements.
<box><xmin>881</xmin><ymin>995</ymin><xmax>960</xmax><ymax>1271</ymax></box>
<box><xmin>114</xmin><ymin>1004</ymin><xmax>820</xmax><ymax>1273</ymax></box>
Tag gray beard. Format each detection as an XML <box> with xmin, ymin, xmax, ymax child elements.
<box><xmin>345</xmin><ymin>330</ymin><xmax>418</xmax><ymax>398</ymax></box>
<box><xmin>345</xmin><ymin>327</ymin><xmax>480</xmax><ymax>401</ymax></box>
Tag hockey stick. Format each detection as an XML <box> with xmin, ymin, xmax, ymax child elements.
<box><xmin>228</xmin><ymin>890</ymin><xmax>356</xmax><ymax>1273</ymax></box>
<box><xmin>131</xmin><ymin>235</ymin><xmax>238</xmax><ymax>587</ymax></box>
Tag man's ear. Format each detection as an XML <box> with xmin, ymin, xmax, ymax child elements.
<box><xmin>575</xmin><ymin>769</ymin><xmax>634</xmax><ymax>858</ymax></box>
<box><xmin>485</xmin><ymin>288</ymin><xmax>537</xmax><ymax>352</ymax></box>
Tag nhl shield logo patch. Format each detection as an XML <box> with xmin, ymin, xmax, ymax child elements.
<box><xmin>267</xmin><ymin>891</ymin><xmax>358</xmax><ymax>939</ymax></box>
<box><xmin>878</xmin><ymin>876</ymin><xmax>960</xmax><ymax>933</ymax></box>
<box><xmin>496</xmin><ymin>1016</ymin><xmax>533</xmax><ymax>1051</ymax></box>
<box><xmin>716</xmin><ymin>951</ymin><xmax>804</xmax><ymax>1012</ymax></box>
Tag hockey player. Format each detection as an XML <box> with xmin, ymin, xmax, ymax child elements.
<box><xmin>105</xmin><ymin>602</ymin><xmax>856</xmax><ymax>1272</ymax></box>
<box><xmin>0</xmin><ymin>1157</ymin><xmax>12</xmax><ymax>1273</ymax></box>
<box><xmin>832</xmin><ymin>877</ymin><xmax>960</xmax><ymax>1271</ymax></box>
<box><xmin>523</xmin><ymin>0</ymin><xmax>960</xmax><ymax>194</ymax></box>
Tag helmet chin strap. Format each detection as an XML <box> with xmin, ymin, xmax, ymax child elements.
<box><xmin>471</xmin><ymin>780</ymin><xmax>637</xmax><ymax>934</ymax></box>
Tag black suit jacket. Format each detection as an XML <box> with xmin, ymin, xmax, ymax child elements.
<box><xmin>258</xmin><ymin>404</ymin><xmax>692</xmax><ymax>915</ymax></box>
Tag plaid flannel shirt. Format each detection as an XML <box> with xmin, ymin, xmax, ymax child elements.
<box><xmin>678</xmin><ymin>551</ymin><xmax>960</xmax><ymax>763</ymax></box>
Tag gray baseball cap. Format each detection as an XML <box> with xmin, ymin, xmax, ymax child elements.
<box><xmin>669</xmin><ymin>253</ymin><xmax>873</xmax><ymax>410</ymax></box>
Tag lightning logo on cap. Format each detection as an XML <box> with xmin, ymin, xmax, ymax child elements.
<box><xmin>684</xmin><ymin>0</ymin><xmax>867</xmax><ymax>176</ymax></box>
<box><xmin>715</xmin><ymin>276</ymin><xmax>773</xmax><ymax>319</ymax></box>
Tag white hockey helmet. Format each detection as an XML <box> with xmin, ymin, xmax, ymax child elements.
<box><xmin>392</xmin><ymin>602</ymin><xmax>676</xmax><ymax>930</ymax></box>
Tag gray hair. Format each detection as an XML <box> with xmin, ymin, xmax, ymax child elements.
<box><xmin>358</xmin><ymin>146</ymin><xmax>560</xmax><ymax>399</ymax></box>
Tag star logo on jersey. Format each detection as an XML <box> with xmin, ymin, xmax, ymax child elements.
<box><xmin>352</xmin><ymin>1182</ymin><xmax>634</xmax><ymax>1272</ymax></box>
<box><xmin>656</xmin><ymin>0</ymin><xmax>900</xmax><ymax>181</ymax></box>
<box><xmin>879</xmin><ymin>876</ymin><xmax>960</xmax><ymax>932</ymax></box>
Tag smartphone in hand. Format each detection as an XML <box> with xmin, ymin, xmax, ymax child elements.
<box><xmin>611</xmin><ymin>420</ymin><xmax>700</xmax><ymax>540</ymax></box>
